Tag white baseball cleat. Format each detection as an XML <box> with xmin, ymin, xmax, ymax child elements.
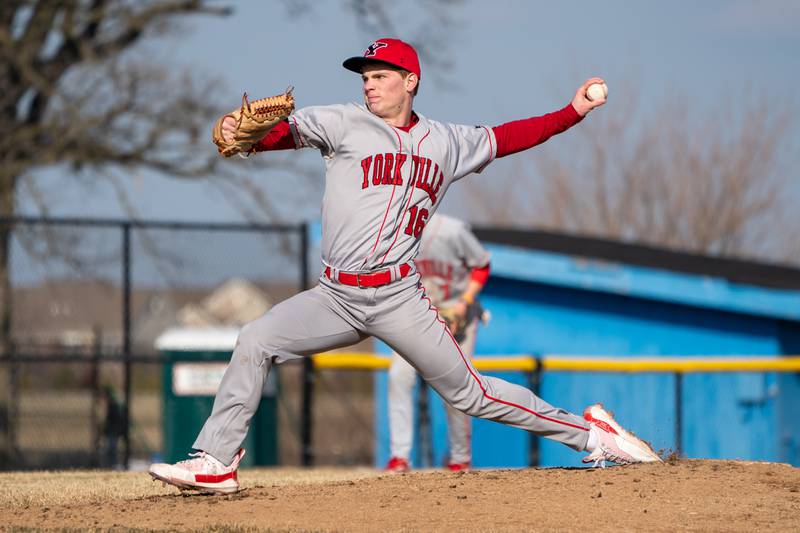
<box><xmin>582</xmin><ymin>404</ymin><xmax>662</xmax><ymax>467</ymax></box>
<box><xmin>149</xmin><ymin>448</ymin><xmax>245</xmax><ymax>494</ymax></box>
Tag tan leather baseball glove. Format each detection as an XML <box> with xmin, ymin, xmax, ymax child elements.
<box><xmin>438</xmin><ymin>306</ymin><xmax>467</xmax><ymax>337</ymax></box>
<box><xmin>212</xmin><ymin>87</ymin><xmax>295</xmax><ymax>157</ymax></box>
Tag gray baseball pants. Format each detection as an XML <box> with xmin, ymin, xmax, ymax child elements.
<box><xmin>193</xmin><ymin>273</ymin><xmax>590</xmax><ymax>466</ymax></box>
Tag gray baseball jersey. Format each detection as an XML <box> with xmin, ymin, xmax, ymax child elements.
<box><xmin>288</xmin><ymin>104</ymin><xmax>494</xmax><ymax>271</ymax></box>
<box><xmin>414</xmin><ymin>213</ymin><xmax>490</xmax><ymax>306</ymax></box>
<box><xmin>192</xmin><ymin>102</ymin><xmax>591</xmax><ymax>466</ymax></box>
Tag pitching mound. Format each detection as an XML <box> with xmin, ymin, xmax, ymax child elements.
<box><xmin>1</xmin><ymin>459</ymin><xmax>798</xmax><ymax>532</ymax></box>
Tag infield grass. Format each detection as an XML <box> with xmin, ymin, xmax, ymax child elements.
<box><xmin>0</xmin><ymin>467</ymin><xmax>382</xmax><ymax>509</ymax></box>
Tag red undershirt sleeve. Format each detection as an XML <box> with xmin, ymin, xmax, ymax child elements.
<box><xmin>470</xmin><ymin>263</ymin><xmax>490</xmax><ymax>286</ymax></box>
<box><xmin>252</xmin><ymin>120</ymin><xmax>296</xmax><ymax>151</ymax></box>
<box><xmin>492</xmin><ymin>104</ymin><xmax>583</xmax><ymax>158</ymax></box>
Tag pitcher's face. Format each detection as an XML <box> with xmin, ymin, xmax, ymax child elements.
<box><xmin>361</xmin><ymin>65</ymin><xmax>416</xmax><ymax>120</ymax></box>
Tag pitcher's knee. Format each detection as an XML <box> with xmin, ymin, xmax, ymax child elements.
<box><xmin>234</xmin><ymin>319</ymin><xmax>281</xmax><ymax>361</ymax></box>
<box><xmin>235</xmin><ymin>322</ymin><xmax>260</xmax><ymax>352</ymax></box>
<box><xmin>442</xmin><ymin>386</ymin><xmax>485</xmax><ymax>417</ymax></box>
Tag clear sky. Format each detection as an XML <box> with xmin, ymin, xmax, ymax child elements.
<box><xmin>26</xmin><ymin>0</ymin><xmax>800</xmax><ymax>226</ymax></box>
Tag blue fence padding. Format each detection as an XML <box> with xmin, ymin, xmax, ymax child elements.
<box><xmin>375</xmin><ymin>361</ymin><xmax>789</xmax><ymax>468</ymax></box>
<box><xmin>777</xmin><ymin>323</ymin><xmax>800</xmax><ymax>465</ymax></box>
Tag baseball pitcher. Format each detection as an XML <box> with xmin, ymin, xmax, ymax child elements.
<box><xmin>150</xmin><ymin>38</ymin><xmax>661</xmax><ymax>494</ymax></box>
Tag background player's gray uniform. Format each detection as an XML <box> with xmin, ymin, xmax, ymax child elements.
<box><xmin>389</xmin><ymin>214</ymin><xmax>489</xmax><ymax>465</ymax></box>
<box><xmin>193</xmin><ymin>103</ymin><xmax>590</xmax><ymax>466</ymax></box>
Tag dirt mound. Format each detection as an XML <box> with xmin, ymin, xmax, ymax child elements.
<box><xmin>1</xmin><ymin>459</ymin><xmax>798</xmax><ymax>532</ymax></box>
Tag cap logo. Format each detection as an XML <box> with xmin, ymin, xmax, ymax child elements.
<box><xmin>364</xmin><ymin>41</ymin><xmax>388</xmax><ymax>57</ymax></box>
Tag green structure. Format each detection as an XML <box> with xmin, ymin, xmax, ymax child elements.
<box><xmin>155</xmin><ymin>328</ymin><xmax>278</xmax><ymax>467</ymax></box>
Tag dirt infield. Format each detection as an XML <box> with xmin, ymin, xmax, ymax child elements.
<box><xmin>1</xmin><ymin>459</ymin><xmax>798</xmax><ymax>532</ymax></box>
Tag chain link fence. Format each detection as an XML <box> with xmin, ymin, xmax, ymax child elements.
<box><xmin>0</xmin><ymin>216</ymin><xmax>375</xmax><ymax>471</ymax></box>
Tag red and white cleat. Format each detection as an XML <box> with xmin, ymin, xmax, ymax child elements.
<box><xmin>149</xmin><ymin>448</ymin><xmax>245</xmax><ymax>494</ymax></box>
<box><xmin>384</xmin><ymin>456</ymin><xmax>410</xmax><ymax>473</ymax></box>
<box><xmin>445</xmin><ymin>461</ymin><xmax>471</xmax><ymax>472</ymax></box>
<box><xmin>582</xmin><ymin>404</ymin><xmax>662</xmax><ymax>467</ymax></box>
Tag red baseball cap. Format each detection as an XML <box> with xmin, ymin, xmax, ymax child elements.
<box><xmin>343</xmin><ymin>38</ymin><xmax>421</xmax><ymax>78</ymax></box>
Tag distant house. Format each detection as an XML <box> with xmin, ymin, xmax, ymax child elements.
<box><xmin>175</xmin><ymin>278</ymin><xmax>274</xmax><ymax>328</ymax></box>
<box><xmin>374</xmin><ymin>229</ymin><xmax>800</xmax><ymax>468</ymax></box>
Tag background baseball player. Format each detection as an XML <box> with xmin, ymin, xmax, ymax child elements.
<box><xmin>386</xmin><ymin>213</ymin><xmax>489</xmax><ymax>473</ymax></box>
<box><xmin>150</xmin><ymin>38</ymin><xmax>661</xmax><ymax>494</ymax></box>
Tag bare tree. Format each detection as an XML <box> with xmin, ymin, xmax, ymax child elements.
<box><xmin>462</xmin><ymin>85</ymin><xmax>798</xmax><ymax>265</ymax></box>
<box><xmin>2</xmin><ymin>0</ymin><xmax>469</xmax><ymax>290</ymax></box>
<box><xmin>1</xmin><ymin>0</ymin><xmax>236</xmax><ymax>345</ymax></box>
<box><xmin>0</xmin><ymin>0</ymin><xmax>469</xmax><ymax>464</ymax></box>
<box><xmin>0</xmin><ymin>0</ymin><xmax>242</xmax><ymax>465</ymax></box>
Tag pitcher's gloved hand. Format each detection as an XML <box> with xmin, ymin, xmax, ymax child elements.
<box><xmin>438</xmin><ymin>304</ymin><xmax>467</xmax><ymax>337</ymax></box>
<box><xmin>212</xmin><ymin>87</ymin><xmax>295</xmax><ymax>157</ymax></box>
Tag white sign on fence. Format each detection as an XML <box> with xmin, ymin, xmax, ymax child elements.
<box><xmin>172</xmin><ymin>363</ymin><xmax>277</xmax><ymax>397</ymax></box>
<box><xmin>172</xmin><ymin>362</ymin><xmax>228</xmax><ymax>396</ymax></box>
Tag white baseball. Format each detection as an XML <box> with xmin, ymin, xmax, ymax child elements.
<box><xmin>586</xmin><ymin>82</ymin><xmax>608</xmax><ymax>102</ymax></box>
